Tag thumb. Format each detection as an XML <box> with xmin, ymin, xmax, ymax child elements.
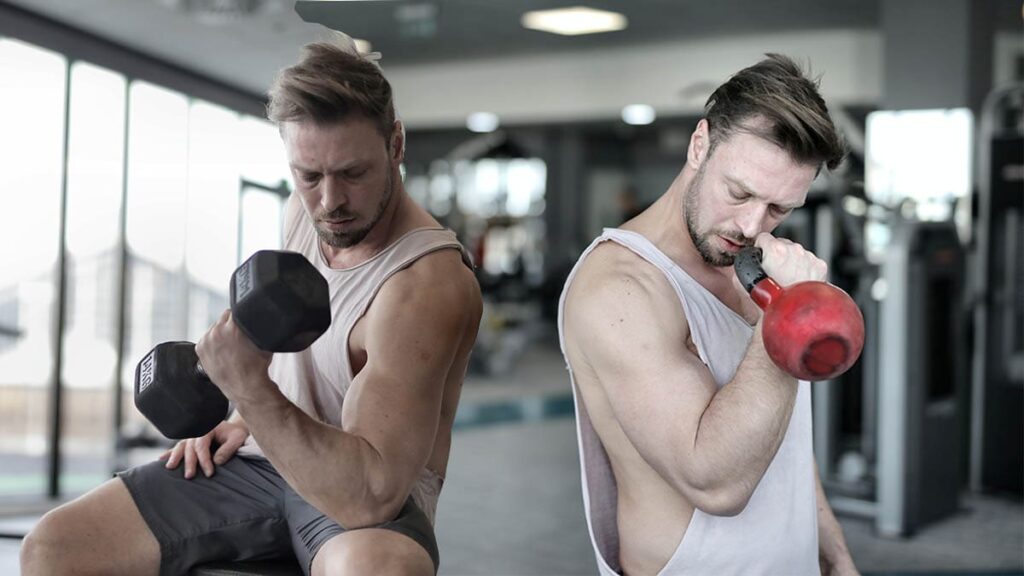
<box><xmin>212</xmin><ymin>435</ymin><xmax>244</xmax><ymax>465</ymax></box>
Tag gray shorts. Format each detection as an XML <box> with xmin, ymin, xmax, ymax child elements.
<box><xmin>117</xmin><ymin>455</ymin><xmax>439</xmax><ymax>576</ymax></box>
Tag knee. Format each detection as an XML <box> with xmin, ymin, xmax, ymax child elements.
<box><xmin>20</xmin><ymin>508</ymin><xmax>62</xmax><ymax>569</ymax></box>
<box><xmin>318</xmin><ymin>537</ymin><xmax>433</xmax><ymax>576</ymax></box>
<box><xmin>20</xmin><ymin>509</ymin><xmax>77</xmax><ymax>575</ymax></box>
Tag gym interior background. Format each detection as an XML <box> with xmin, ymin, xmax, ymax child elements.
<box><xmin>0</xmin><ymin>0</ymin><xmax>1021</xmax><ymax>574</ymax></box>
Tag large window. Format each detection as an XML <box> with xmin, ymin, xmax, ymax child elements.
<box><xmin>61</xmin><ymin>61</ymin><xmax>127</xmax><ymax>490</ymax></box>
<box><xmin>0</xmin><ymin>39</ymin><xmax>67</xmax><ymax>497</ymax></box>
<box><xmin>237</xmin><ymin>116</ymin><xmax>291</xmax><ymax>259</ymax></box>
<box><xmin>121</xmin><ymin>82</ymin><xmax>192</xmax><ymax>431</ymax></box>
<box><xmin>0</xmin><ymin>35</ymin><xmax>289</xmax><ymax>501</ymax></box>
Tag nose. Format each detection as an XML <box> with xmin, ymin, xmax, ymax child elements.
<box><xmin>734</xmin><ymin>205</ymin><xmax>768</xmax><ymax>240</ymax></box>
<box><xmin>320</xmin><ymin>176</ymin><xmax>348</xmax><ymax>213</ymax></box>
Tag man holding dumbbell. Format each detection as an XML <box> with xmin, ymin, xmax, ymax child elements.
<box><xmin>559</xmin><ymin>54</ymin><xmax>860</xmax><ymax>575</ymax></box>
<box><xmin>22</xmin><ymin>38</ymin><xmax>482</xmax><ymax>576</ymax></box>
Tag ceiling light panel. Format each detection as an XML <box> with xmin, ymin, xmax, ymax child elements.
<box><xmin>521</xmin><ymin>6</ymin><xmax>628</xmax><ymax>36</ymax></box>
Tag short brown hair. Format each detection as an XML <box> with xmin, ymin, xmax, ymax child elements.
<box><xmin>703</xmin><ymin>53</ymin><xmax>846</xmax><ymax>171</ymax></box>
<box><xmin>267</xmin><ymin>42</ymin><xmax>396</xmax><ymax>142</ymax></box>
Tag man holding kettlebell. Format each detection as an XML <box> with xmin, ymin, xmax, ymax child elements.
<box><xmin>559</xmin><ymin>54</ymin><xmax>859</xmax><ymax>575</ymax></box>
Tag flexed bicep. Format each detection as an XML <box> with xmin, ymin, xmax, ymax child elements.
<box><xmin>340</xmin><ymin>250</ymin><xmax>480</xmax><ymax>509</ymax></box>
<box><xmin>564</xmin><ymin>252</ymin><xmax>720</xmax><ymax>505</ymax></box>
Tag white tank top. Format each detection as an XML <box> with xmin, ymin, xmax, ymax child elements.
<box><xmin>557</xmin><ymin>229</ymin><xmax>819</xmax><ymax>575</ymax></box>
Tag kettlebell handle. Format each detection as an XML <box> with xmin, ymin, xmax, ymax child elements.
<box><xmin>735</xmin><ymin>247</ymin><xmax>768</xmax><ymax>294</ymax></box>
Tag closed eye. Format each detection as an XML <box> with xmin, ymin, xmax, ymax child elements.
<box><xmin>299</xmin><ymin>172</ymin><xmax>321</xmax><ymax>184</ymax></box>
<box><xmin>729</xmin><ymin>190</ymin><xmax>749</xmax><ymax>202</ymax></box>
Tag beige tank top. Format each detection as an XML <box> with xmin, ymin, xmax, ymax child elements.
<box><xmin>239</xmin><ymin>197</ymin><xmax>472</xmax><ymax>526</ymax></box>
<box><xmin>558</xmin><ymin>229</ymin><xmax>819</xmax><ymax>575</ymax></box>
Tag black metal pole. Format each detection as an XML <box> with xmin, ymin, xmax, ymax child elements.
<box><xmin>111</xmin><ymin>78</ymin><xmax>132</xmax><ymax>474</ymax></box>
<box><xmin>47</xmin><ymin>59</ymin><xmax>73</xmax><ymax>498</ymax></box>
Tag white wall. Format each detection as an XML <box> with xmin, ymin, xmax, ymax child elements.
<box><xmin>387</xmin><ymin>29</ymin><xmax>883</xmax><ymax>129</ymax></box>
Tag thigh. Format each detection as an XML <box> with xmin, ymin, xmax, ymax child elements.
<box><xmin>23</xmin><ymin>477</ymin><xmax>160</xmax><ymax>576</ymax></box>
<box><xmin>118</xmin><ymin>455</ymin><xmax>295</xmax><ymax>575</ymax></box>
<box><xmin>284</xmin><ymin>491</ymin><xmax>439</xmax><ymax>576</ymax></box>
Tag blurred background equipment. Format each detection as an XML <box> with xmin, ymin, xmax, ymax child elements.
<box><xmin>971</xmin><ymin>84</ymin><xmax>1024</xmax><ymax>496</ymax></box>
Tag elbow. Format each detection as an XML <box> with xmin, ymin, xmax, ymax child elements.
<box><xmin>365</xmin><ymin>488</ymin><xmax>408</xmax><ymax>527</ymax></box>
<box><xmin>331</xmin><ymin>497</ymin><xmax>404</xmax><ymax>529</ymax></box>
<box><xmin>693</xmin><ymin>486</ymin><xmax>752</xmax><ymax>517</ymax></box>
<box><xmin>335</xmin><ymin>477</ymin><xmax>408</xmax><ymax>529</ymax></box>
<box><xmin>680</xmin><ymin>476</ymin><xmax>754</xmax><ymax>518</ymax></box>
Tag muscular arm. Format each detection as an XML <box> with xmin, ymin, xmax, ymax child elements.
<box><xmin>566</xmin><ymin>246</ymin><xmax>800</xmax><ymax>516</ymax></box>
<box><xmin>205</xmin><ymin>252</ymin><xmax>480</xmax><ymax>528</ymax></box>
<box><xmin>568</xmin><ymin>231</ymin><xmax>830</xmax><ymax>515</ymax></box>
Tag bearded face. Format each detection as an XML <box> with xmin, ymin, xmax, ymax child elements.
<box><xmin>683</xmin><ymin>161</ymin><xmax>752</xmax><ymax>267</ymax></box>
<box><xmin>283</xmin><ymin>116</ymin><xmax>402</xmax><ymax>253</ymax></box>
<box><xmin>312</xmin><ymin>168</ymin><xmax>394</xmax><ymax>249</ymax></box>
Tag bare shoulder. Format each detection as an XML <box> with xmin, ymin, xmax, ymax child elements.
<box><xmin>566</xmin><ymin>242</ymin><xmax>683</xmax><ymax>328</ymax></box>
<box><xmin>564</xmin><ymin>241</ymin><xmax>690</xmax><ymax>358</ymax></box>
<box><xmin>375</xmin><ymin>247</ymin><xmax>482</xmax><ymax>325</ymax></box>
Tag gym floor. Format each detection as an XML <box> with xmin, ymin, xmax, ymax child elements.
<box><xmin>0</xmin><ymin>334</ymin><xmax>1020</xmax><ymax>576</ymax></box>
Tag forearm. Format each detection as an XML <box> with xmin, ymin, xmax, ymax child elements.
<box><xmin>688</xmin><ymin>323</ymin><xmax>799</xmax><ymax>510</ymax></box>
<box><xmin>815</xmin><ymin>465</ymin><xmax>857</xmax><ymax>574</ymax></box>
<box><xmin>235</xmin><ymin>378</ymin><xmax>400</xmax><ymax>528</ymax></box>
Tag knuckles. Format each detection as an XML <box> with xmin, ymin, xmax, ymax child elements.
<box><xmin>757</xmin><ymin>235</ymin><xmax>828</xmax><ymax>284</ymax></box>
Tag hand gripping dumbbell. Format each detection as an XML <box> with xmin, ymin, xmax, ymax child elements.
<box><xmin>734</xmin><ymin>247</ymin><xmax>865</xmax><ymax>381</ymax></box>
<box><xmin>134</xmin><ymin>250</ymin><xmax>331</xmax><ymax>439</ymax></box>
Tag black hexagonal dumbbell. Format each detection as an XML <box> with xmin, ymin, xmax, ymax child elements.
<box><xmin>134</xmin><ymin>250</ymin><xmax>331</xmax><ymax>440</ymax></box>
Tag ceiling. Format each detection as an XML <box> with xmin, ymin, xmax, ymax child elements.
<box><xmin>1</xmin><ymin>0</ymin><xmax>1018</xmax><ymax>100</ymax></box>
<box><xmin>293</xmin><ymin>0</ymin><xmax>877</xmax><ymax>63</ymax></box>
<box><xmin>2</xmin><ymin>0</ymin><xmax>879</xmax><ymax>97</ymax></box>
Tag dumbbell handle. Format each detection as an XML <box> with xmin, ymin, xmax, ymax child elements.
<box><xmin>176</xmin><ymin>343</ymin><xmax>211</xmax><ymax>381</ymax></box>
<box><xmin>180</xmin><ymin>344</ymin><xmax>220</xmax><ymax>397</ymax></box>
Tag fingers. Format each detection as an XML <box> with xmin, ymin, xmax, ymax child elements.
<box><xmin>159</xmin><ymin>421</ymin><xmax>248</xmax><ymax>480</ymax></box>
<box><xmin>212</xmin><ymin>440</ymin><xmax>240</xmax><ymax>466</ymax></box>
<box><xmin>163</xmin><ymin>441</ymin><xmax>184</xmax><ymax>469</ymax></box>
<box><xmin>183</xmin><ymin>438</ymin><xmax>198</xmax><ymax>479</ymax></box>
<box><xmin>195</xmin><ymin>309</ymin><xmax>231</xmax><ymax>363</ymax></box>
<box><xmin>212</xmin><ymin>421</ymin><xmax>248</xmax><ymax>465</ymax></box>
<box><xmin>194</xmin><ymin>434</ymin><xmax>215</xmax><ymax>478</ymax></box>
<box><xmin>161</xmin><ymin>431</ymin><xmax>226</xmax><ymax>479</ymax></box>
<box><xmin>753</xmin><ymin>232</ymin><xmax>775</xmax><ymax>250</ymax></box>
<box><xmin>753</xmin><ymin>233</ymin><xmax>828</xmax><ymax>285</ymax></box>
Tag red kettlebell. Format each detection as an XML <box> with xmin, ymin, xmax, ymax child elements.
<box><xmin>734</xmin><ymin>247</ymin><xmax>865</xmax><ymax>381</ymax></box>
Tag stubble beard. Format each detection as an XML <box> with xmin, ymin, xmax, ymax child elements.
<box><xmin>684</xmin><ymin>163</ymin><xmax>748</xmax><ymax>267</ymax></box>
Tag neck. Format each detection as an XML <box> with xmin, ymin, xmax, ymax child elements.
<box><xmin>632</xmin><ymin>168</ymin><xmax>735</xmax><ymax>287</ymax></box>
<box><xmin>319</xmin><ymin>184</ymin><xmax>408</xmax><ymax>269</ymax></box>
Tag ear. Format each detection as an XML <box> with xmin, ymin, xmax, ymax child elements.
<box><xmin>390</xmin><ymin>120</ymin><xmax>406</xmax><ymax>163</ymax></box>
<box><xmin>688</xmin><ymin>119</ymin><xmax>710</xmax><ymax>167</ymax></box>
